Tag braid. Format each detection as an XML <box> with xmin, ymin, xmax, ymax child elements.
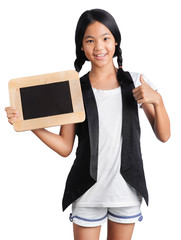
<box><xmin>74</xmin><ymin>56</ymin><xmax>85</xmax><ymax>72</ymax></box>
<box><xmin>117</xmin><ymin>47</ymin><xmax>123</xmax><ymax>68</ymax></box>
<box><xmin>116</xmin><ymin>46</ymin><xmax>124</xmax><ymax>83</ymax></box>
<box><xmin>116</xmin><ymin>46</ymin><xmax>132</xmax><ymax>85</ymax></box>
<box><xmin>74</xmin><ymin>46</ymin><xmax>87</xmax><ymax>72</ymax></box>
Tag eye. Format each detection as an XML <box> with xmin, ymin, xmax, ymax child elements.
<box><xmin>86</xmin><ymin>39</ymin><xmax>94</xmax><ymax>43</ymax></box>
<box><xmin>104</xmin><ymin>37</ymin><xmax>110</xmax><ymax>41</ymax></box>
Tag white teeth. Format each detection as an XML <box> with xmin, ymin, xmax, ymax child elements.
<box><xmin>96</xmin><ymin>54</ymin><xmax>106</xmax><ymax>57</ymax></box>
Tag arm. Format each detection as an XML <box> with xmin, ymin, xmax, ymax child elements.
<box><xmin>32</xmin><ymin>124</ymin><xmax>76</xmax><ymax>157</ymax></box>
<box><xmin>132</xmin><ymin>75</ymin><xmax>171</xmax><ymax>142</ymax></box>
<box><xmin>5</xmin><ymin>107</ymin><xmax>76</xmax><ymax>157</ymax></box>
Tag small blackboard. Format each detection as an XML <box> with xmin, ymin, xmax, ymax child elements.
<box><xmin>8</xmin><ymin>70</ymin><xmax>85</xmax><ymax>131</ymax></box>
<box><xmin>20</xmin><ymin>81</ymin><xmax>73</xmax><ymax>120</ymax></box>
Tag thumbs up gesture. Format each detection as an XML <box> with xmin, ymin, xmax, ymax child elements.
<box><xmin>132</xmin><ymin>74</ymin><xmax>161</xmax><ymax>106</ymax></box>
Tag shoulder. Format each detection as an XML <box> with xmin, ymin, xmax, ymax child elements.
<box><xmin>79</xmin><ymin>72</ymin><xmax>90</xmax><ymax>87</ymax></box>
<box><xmin>129</xmin><ymin>71</ymin><xmax>157</xmax><ymax>91</ymax></box>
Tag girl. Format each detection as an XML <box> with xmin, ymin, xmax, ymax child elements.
<box><xmin>5</xmin><ymin>9</ymin><xmax>170</xmax><ymax>240</ymax></box>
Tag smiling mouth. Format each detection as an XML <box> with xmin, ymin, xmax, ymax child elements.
<box><xmin>94</xmin><ymin>53</ymin><xmax>107</xmax><ymax>59</ymax></box>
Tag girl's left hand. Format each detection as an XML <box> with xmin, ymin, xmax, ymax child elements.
<box><xmin>132</xmin><ymin>74</ymin><xmax>161</xmax><ymax>106</ymax></box>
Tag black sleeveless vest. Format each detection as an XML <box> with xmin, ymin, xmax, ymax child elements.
<box><xmin>62</xmin><ymin>71</ymin><xmax>149</xmax><ymax>211</ymax></box>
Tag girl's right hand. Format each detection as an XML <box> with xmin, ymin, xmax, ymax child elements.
<box><xmin>5</xmin><ymin>107</ymin><xmax>19</xmax><ymax>125</ymax></box>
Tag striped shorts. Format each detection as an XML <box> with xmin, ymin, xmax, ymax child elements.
<box><xmin>69</xmin><ymin>205</ymin><xmax>143</xmax><ymax>227</ymax></box>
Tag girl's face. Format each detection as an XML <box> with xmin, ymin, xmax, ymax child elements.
<box><xmin>82</xmin><ymin>21</ymin><xmax>117</xmax><ymax>69</ymax></box>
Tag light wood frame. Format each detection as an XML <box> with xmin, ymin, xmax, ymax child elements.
<box><xmin>8</xmin><ymin>70</ymin><xmax>85</xmax><ymax>132</ymax></box>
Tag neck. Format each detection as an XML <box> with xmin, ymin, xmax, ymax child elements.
<box><xmin>90</xmin><ymin>62</ymin><xmax>117</xmax><ymax>79</ymax></box>
<box><xmin>89</xmin><ymin>63</ymin><xmax>119</xmax><ymax>89</ymax></box>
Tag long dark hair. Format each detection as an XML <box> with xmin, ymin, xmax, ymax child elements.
<box><xmin>74</xmin><ymin>8</ymin><xmax>127</xmax><ymax>82</ymax></box>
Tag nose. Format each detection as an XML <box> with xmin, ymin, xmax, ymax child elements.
<box><xmin>94</xmin><ymin>40</ymin><xmax>103</xmax><ymax>51</ymax></box>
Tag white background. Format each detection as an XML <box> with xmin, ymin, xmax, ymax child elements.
<box><xmin>0</xmin><ymin>0</ymin><xmax>180</xmax><ymax>239</ymax></box>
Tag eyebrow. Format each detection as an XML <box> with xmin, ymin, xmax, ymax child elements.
<box><xmin>84</xmin><ymin>33</ymin><xmax>111</xmax><ymax>39</ymax></box>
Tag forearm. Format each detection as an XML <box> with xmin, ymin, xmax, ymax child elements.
<box><xmin>153</xmin><ymin>95</ymin><xmax>171</xmax><ymax>142</ymax></box>
<box><xmin>133</xmin><ymin>75</ymin><xmax>171</xmax><ymax>142</ymax></box>
<box><xmin>32</xmin><ymin>127</ymin><xmax>74</xmax><ymax>157</ymax></box>
<box><xmin>5</xmin><ymin>107</ymin><xmax>76</xmax><ymax>153</ymax></box>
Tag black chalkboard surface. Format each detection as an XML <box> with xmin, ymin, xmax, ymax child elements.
<box><xmin>20</xmin><ymin>81</ymin><xmax>73</xmax><ymax>120</ymax></box>
<box><xmin>8</xmin><ymin>70</ymin><xmax>85</xmax><ymax>131</ymax></box>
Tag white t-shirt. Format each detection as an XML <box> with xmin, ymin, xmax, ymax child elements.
<box><xmin>73</xmin><ymin>72</ymin><xmax>157</xmax><ymax>208</ymax></box>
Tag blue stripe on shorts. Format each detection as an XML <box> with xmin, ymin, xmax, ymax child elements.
<box><xmin>69</xmin><ymin>213</ymin><xmax>107</xmax><ymax>223</ymax></box>
<box><xmin>108</xmin><ymin>211</ymin><xmax>143</xmax><ymax>222</ymax></box>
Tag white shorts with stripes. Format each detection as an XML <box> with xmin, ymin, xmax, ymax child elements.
<box><xmin>69</xmin><ymin>205</ymin><xmax>143</xmax><ymax>227</ymax></box>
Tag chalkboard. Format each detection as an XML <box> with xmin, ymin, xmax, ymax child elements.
<box><xmin>8</xmin><ymin>70</ymin><xmax>85</xmax><ymax>131</ymax></box>
<box><xmin>20</xmin><ymin>81</ymin><xmax>73</xmax><ymax>120</ymax></box>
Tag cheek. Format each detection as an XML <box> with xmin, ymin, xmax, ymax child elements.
<box><xmin>82</xmin><ymin>46</ymin><xmax>92</xmax><ymax>60</ymax></box>
<box><xmin>107</xmin><ymin>43</ymin><xmax>116</xmax><ymax>55</ymax></box>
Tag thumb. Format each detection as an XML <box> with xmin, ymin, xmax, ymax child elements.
<box><xmin>140</xmin><ymin>74</ymin><xmax>146</xmax><ymax>85</ymax></box>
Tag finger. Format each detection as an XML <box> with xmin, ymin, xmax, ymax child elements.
<box><xmin>140</xmin><ymin>74</ymin><xmax>146</xmax><ymax>85</ymax></box>
<box><xmin>133</xmin><ymin>87</ymin><xmax>141</xmax><ymax>95</ymax></box>
<box><xmin>5</xmin><ymin>107</ymin><xmax>15</xmax><ymax>114</ymax></box>
<box><xmin>6</xmin><ymin>113</ymin><xmax>19</xmax><ymax>123</ymax></box>
<box><xmin>135</xmin><ymin>94</ymin><xmax>143</xmax><ymax>102</ymax></box>
<box><xmin>5</xmin><ymin>108</ymin><xmax>19</xmax><ymax>117</ymax></box>
<box><xmin>5</xmin><ymin>106</ymin><xmax>15</xmax><ymax>112</ymax></box>
<box><xmin>132</xmin><ymin>85</ymin><xmax>142</xmax><ymax>93</ymax></box>
<box><xmin>8</xmin><ymin>118</ymin><xmax>15</xmax><ymax>125</ymax></box>
<box><xmin>133</xmin><ymin>87</ymin><xmax>143</xmax><ymax>98</ymax></box>
<box><xmin>7</xmin><ymin>114</ymin><xmax>19</xmax><ymax>121</ymax></box>
<box><xmin>133</xmin><ymin>90</ymin><xmax>143</xmax><ymax>101</ymax></box>
<box><xmin>7</xmin><ymin>113</ymin><xmax>14</xmax><ymax>119</ymax></box>
<box><xmin>137</xmin><ymin>99</ymin><xmax>145</xmax><ymax>105</ymax></box>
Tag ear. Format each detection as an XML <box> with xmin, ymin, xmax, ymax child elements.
<box><xmin>115</xmin><ymin>42</ymin><xmax>118</xmax><ymax>46</ymax></box>
<box><xmin>81</xmin><ymin>46</ymin><xmax>84</xmax><ymax>51</ymax></box>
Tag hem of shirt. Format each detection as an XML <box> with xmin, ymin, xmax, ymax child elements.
<box><xmin>72</xmin><ymin>200</ymin><xmax>142</xmax><ymax>208</ymax></box>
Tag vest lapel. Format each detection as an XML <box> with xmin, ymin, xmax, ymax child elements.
<box><xmin>118</xmin><ymin>71</ymin><xmax>149</xmax><ymax>205</ymax></box>
<box><xmin>119</xmin><ymin>72</ymin><xmax>141</xmax><ymax>171</ymax></box>
<box><xmin>81</xmin><ymin>73</ymin><xmax>99</xmax><ymax>181</ymax></box>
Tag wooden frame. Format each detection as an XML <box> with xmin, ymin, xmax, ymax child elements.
<box><xmin>8</xmin><ymin>70</ymin><xmax>85</xmax><ymax>132</ymax></box>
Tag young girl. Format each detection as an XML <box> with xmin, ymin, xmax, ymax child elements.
<box><xmin>5</xmin><ymin>9</ymin><xmax>170</xmax><ymax>240</ymax></box>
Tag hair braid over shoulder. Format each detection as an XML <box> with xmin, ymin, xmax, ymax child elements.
<box><xmin>116</xmin><ymin>46</ymin><xmax>125</xmax><ymax>83</ymax></box>
<box><xmin>74</xmin><ymin>53</ymin><xmax>86</xmax><ymax>72</ymax></box>
<box><xmin>116</xmin><ymin>47</ymin><xmax>132</xmax><ymax>84</ymax></box>
<box><xmin>117</xmin><ymin>47</ymin><xmax>123</xmax><ymax>67</ymax></box>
